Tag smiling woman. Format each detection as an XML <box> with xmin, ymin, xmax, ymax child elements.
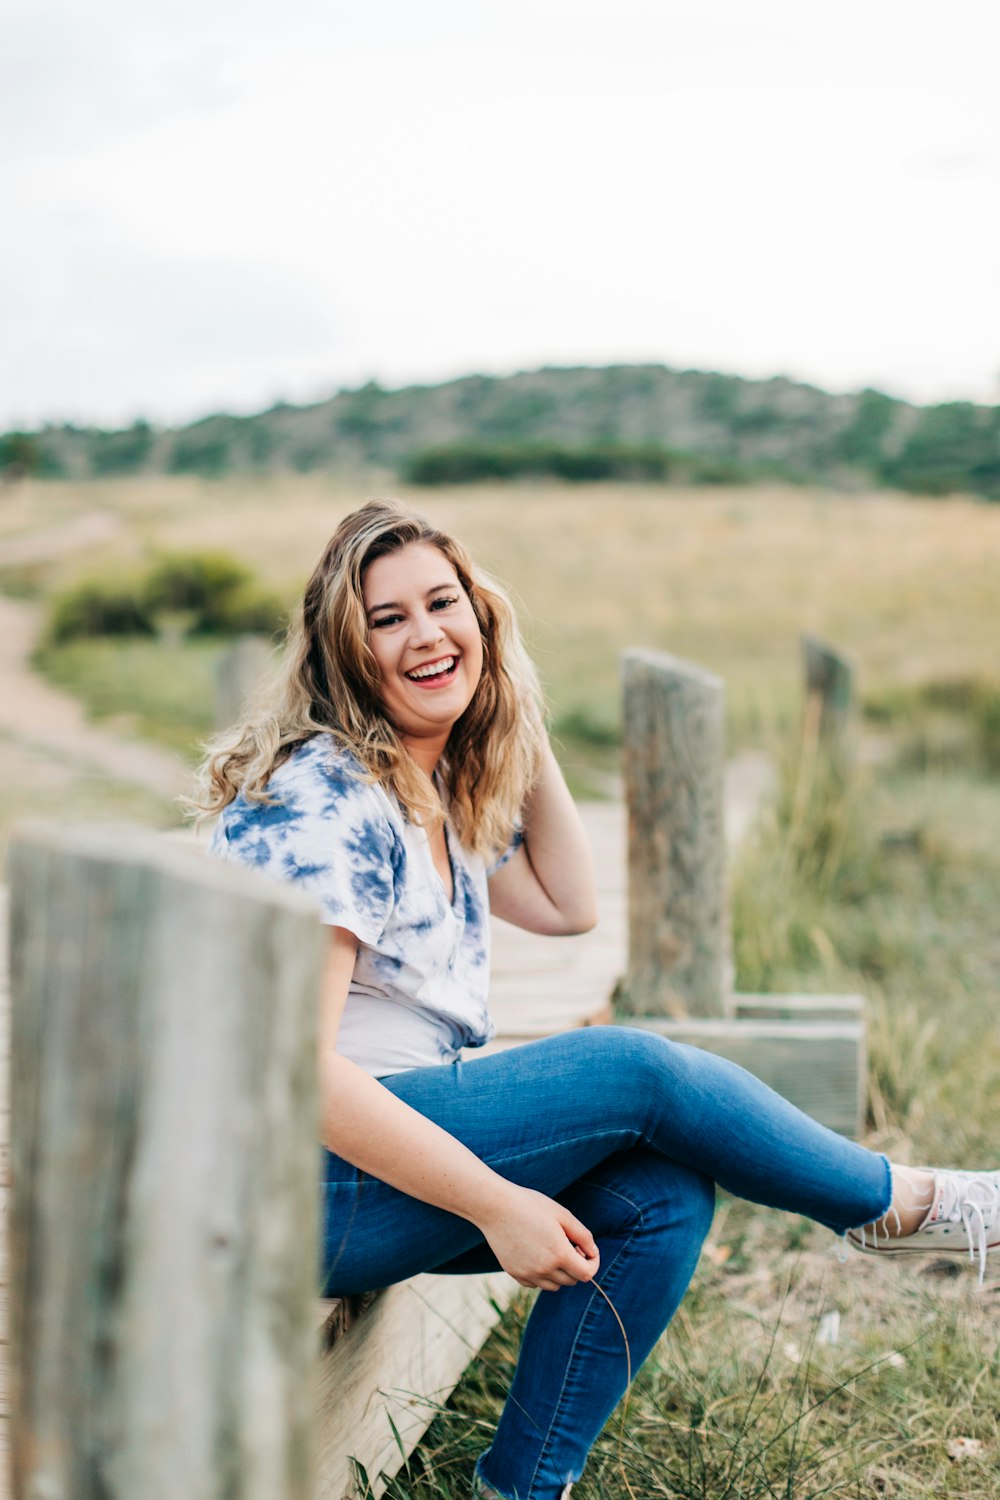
<box><xmin>363</xmin><ymin>542</ymin><xmax>485</xmax><ymax>772</ymax></box>
<box><xmin>194</xmin><ymin>498</ymin><xmax>1000</xmax><ymax>1500</ymax></box>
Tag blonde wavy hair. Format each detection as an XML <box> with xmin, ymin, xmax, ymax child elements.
<box><xmin>195</xmin><ymin>498</ymin><xmax>545</xmax><ymax>857</ymax></box>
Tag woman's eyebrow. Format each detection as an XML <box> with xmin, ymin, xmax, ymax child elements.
<box><xmin>366</xmin><ymin>583</ymin><xmax>457</xmax><ymax>615</ymax></box>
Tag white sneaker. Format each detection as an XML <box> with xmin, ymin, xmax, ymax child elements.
<box><xmin>848</xmin><ymin>1169</ymin><xmax>1000</xmax><ymax>1283</ymax></box>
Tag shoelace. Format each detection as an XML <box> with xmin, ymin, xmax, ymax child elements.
<box><xmin>848</xmin><ymin>1171</ymin><xmax>1000</xmax><ymax>1284</ymax></box>
<box><xmin>936</xmin><ymin>1172</ymin><xmax>1000</xmax><ymax>1284</ymax></box>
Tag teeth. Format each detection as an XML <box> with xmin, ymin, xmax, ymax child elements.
<box><xmin>407</xmin><ymin>656</ymin><xmax>455</xmax><ymax>680</ymax></box>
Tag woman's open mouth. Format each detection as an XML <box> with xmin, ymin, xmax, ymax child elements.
<box><xmin>404</xmin><ymin>654</ymin><xmax>459</xmax><ymax>686</ymax></box>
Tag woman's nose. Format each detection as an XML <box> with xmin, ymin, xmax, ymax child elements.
<box><xmin>409</xmin><ymin>610</ymin><xmax>446</xmax><ymax>647</ymax></box>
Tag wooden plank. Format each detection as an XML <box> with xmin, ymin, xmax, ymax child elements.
<box><xmin>734</xmin><ymin>993</ymin><xmax>864</xmax><ymax>1024</ymax></box>
<box><xmin>314</xmin><ymin>1272</ymin><xmax>516</xmax><ymax>1500</ymax></box>
<box><xmin>625</xmin><ymin>1015</ymin><xmax>866</xmax><ymax>1138</ymax></box>
<box><xmin>8</xmin><ymin>826</ymin><xmax>325</xmax><ymax>1500</ymax></box>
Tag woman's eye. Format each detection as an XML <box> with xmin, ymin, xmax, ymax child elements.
<box><xmin>371</xmin><ymin>613</ymin><xmax>403</xmax><ymax>629</ymax></box>
<box><xmin>430</xmin><ymin>595</ymin><xmax>459</xmax><ymax>611</ymax></box>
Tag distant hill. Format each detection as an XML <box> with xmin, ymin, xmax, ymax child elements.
<box><xmin>3</xmin><ymin>364</ymin><xmax>999</xmax><ymax>498</ymax></box>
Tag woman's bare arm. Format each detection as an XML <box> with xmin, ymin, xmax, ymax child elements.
<box><xmin>320</xmin><ymin>927</ymin><xmax>599</xmax><ymax>1290</ymax></box>
<box><xmin>486</xmin><ymin>734</ymin><xmax>598</xmax><ymax>936</ymax></box>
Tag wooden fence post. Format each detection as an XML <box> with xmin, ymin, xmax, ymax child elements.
<box><xmin>620</xmin><ymin>648</ymin><xmax>731</xmax><ymax>1018</ymax></box>
<box><xmin>618</xmin><ymin>646</ymin><xmax>866</xmax><ymax>1138</ymax></box>
<box><xmin>8</xmin><ymin>824</ymin><xmax>324</xmax><ymax>1500</ymax></box>
<box><xmin>214</xmin><ymin>636</ymin><xmax>273</xmax><ymax>731</ymax></box>
<box><xmin>801</xmin><ymin>634</ymin><xmax>855</xmax><ymax>761</ymax></box>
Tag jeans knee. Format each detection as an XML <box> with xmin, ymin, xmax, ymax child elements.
<box><xmin>605</xmin><ymin>1027</ymin><xmax>692</xmax><ymax>1116</ymax></box>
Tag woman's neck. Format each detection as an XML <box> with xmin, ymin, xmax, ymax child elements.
<box><xmin>402</xmin><ymin>732</ymin><xmax>449</xmax><ymax>779</ymax></box>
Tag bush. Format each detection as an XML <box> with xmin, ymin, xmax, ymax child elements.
<box><xmin>143</xmin><ymin>552</ymin><xmax>252</xmax><ymax>616</ymax></box>
<box><xmin>87</xmin><ymin>421</ymin><xmax>154</xmax><ymax>475</ymax></box>
<box><xmin>46</xmin><ymin>552</ymin><xmax>287</xmax><ymax>644</ymax></box>
<box><xmin>837</xmin><ymin>388</ymin><xmax>899</xmax><ymax>467</ymax></box>
<box><xmin>0</xmin><ymin>430</ymin><xmax>63</xmax><ymax>477</ymax></box>
<box><xmin>553</xmin><ymin>706</ymin><xmax>621</xmax><ymax>747</ymax></box>
<box><xmin>48</xmin><ymin>578</ymin><xmax>155</xmax><ymax>643</ymax></box>
<box><xmin>972</xmin><ymin>685</ymin><xmax>1000</xmax><ymax>772</ymax></box>
<box><xmin>864</xmin><ymin>675</ymin><xmax>1000</xmax><ymax>775</ymax></box>
<box><xmin>166</xmin><ymin>428</ymin><xmax>232</xmax><ymax>477</ymax></box>
<box><xmin>200</xmin><ymin>581</ymin><xmax>287</xmax><ymax>637</ymax></box>
<box><xmin>881</xmin><ymin>402</ymin><xmax>1000</xmax><ymax>499</ymax></box>
<box><xmin>404</xmin><ymin>441</ymin><xmax>683</xmax><ymax>485</ymax></box>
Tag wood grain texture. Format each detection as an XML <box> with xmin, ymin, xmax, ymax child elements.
<box><xmin>621</xmin><ymin>649</ymin><xmax>731</xmax><ymax>1017</ymax></box>
<box><xmin>313</xmin><ymin>1273</ymin><xmax>516</xmax><ymax>1500</ymax></box>
<box><xmin>8</xmin><ymin>826</ymin><xmax>324</xmax><ymax>1500</ymax></box>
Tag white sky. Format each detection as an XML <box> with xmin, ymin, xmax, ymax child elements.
<box><xmin>3</xmin><ymin>0</ymin><xmax>999</xmax><ymax>430</ymax></box>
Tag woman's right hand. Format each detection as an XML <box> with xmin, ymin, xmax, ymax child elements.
<box><xmin>475</xmin><ymin>1182</ymin><xmax>600</xmax><ymax>1291</ymax></box>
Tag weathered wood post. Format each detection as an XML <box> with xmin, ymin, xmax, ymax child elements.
<box><xmin>8</xmin><ymin>825</ymin><xmax>324</xmax><ymax>1500</ymax></box>
<box><xmin>802</xmin><ymin>634</ymin><xmax>855</xmax><ymax>761</ymax></box>
<box><xmin>620</xmin><ymin>649</ymin><xmax>731</xmax><ymax>1018</ymax></box>
<box><xmin>618</xmin><ymin>647</ymin><xmax>867</xmax><ymax>1138</ymax></box>
<box><xmin>214</xmin><ymin>635</ymin><xmax>273</xmax><ymax>731</ymax></box>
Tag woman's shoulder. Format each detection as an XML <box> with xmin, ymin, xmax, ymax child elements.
<box><xmin>218</xmin><ymin>735</ymin><xmax>396</xmax><ymax>842</ymax></box>
<box><xmin>272</xmin><ymin>734</ymin><xmax>376</xmax><ymax>798</ymax></box>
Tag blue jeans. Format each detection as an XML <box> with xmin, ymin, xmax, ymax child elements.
<box><xmin>320</xmin><ymin>1027</ymin><xmax>891</xmax><ymax>1500</ymax></box>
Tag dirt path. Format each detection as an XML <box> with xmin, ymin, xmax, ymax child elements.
<box><xmin>0</xmin><ymin>593</ymin><xmax>190</xmax><ymax>800</ymax></box>
<box><xmin>0</xmin><ymin>515</ymin><xmax>190</xmax><ymax>803</ymax></box>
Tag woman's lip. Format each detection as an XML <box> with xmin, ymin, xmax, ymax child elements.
<box><xmin>404</xmin><ymin>653</ymin><xmax>460</xmax><ymax>687</ymax></box>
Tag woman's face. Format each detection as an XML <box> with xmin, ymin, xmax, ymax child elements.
<box><xmin>362</xmin><ymin>541</ymin><xmax>485</xmax><ymax>748</ymax></box>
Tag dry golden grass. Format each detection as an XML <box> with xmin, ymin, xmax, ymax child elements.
<box><xmin>9</xmin><ymin>474</ymin><xmax>1000</xmax><ymax>750</ymax></box>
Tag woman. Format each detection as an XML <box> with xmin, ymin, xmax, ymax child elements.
<box><xmin>202</xmin><ymin>498</ymin><xmax>999</xmax><ymax>1500</ymax></box>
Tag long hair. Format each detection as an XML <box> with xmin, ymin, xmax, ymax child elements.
<box><xmin>195</xmin><ymin>499</ymin><xmax>545</xmax><ymax>857</ymax></box>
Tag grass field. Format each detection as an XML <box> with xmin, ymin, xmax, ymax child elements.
<box><xmin>7</xmin><ymin>473</ymin><xmax>1000</xmax><ymax>772</ymax></box>
<box><xmin>5</xmin><ymin>474</ymin><xmax>1000</xmax><ymax>1495</ymax></box>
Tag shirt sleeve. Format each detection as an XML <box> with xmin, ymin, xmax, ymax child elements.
<box><xmin>213</xmin><ymin>744</ymin><xmax>398</xmax><ymax>945</ymax></box>
<box><xmin>486</xmin><ymin>826</ymin><xmax>524</xmax><ymax>877</ymax></box>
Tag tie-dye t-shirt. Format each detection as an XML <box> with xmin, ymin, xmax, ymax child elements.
<box><xmin>209</xmin><ymin>734</ymin><xmax>505</xmax><ymax>1076</ymax></box>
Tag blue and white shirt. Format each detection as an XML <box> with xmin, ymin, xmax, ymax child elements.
<box><xmin>209</xmin><ymin>735</ymin><xmax>504</xmax><ymax>1076</ymax></box>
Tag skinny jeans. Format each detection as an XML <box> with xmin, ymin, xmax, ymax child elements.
<box><xmin>320</xmin><ymin>1026</ymin><xmax>891</xmax><ymax>1500</ymax></box>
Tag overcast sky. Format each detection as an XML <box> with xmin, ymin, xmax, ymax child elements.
<box><xmin>3</xmin><ymin>0</ymin><xmax>999</xmax><ymax>430</ymax></box>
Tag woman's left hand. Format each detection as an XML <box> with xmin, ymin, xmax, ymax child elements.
<box><xmin>473</xmin><ymin>1180</ymin><xmax>601</xmax><ymax>1292</ymax></box>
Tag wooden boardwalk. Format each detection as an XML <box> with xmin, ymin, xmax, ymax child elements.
<box><xmin>0</xmin><ymin>802</ymin><xmax>626</xmax><ymax>1500</ymax></box>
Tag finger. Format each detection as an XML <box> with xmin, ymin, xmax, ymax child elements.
<box><xmin>562</xmin><ymin>1253</ymin><xmax>597</xmax><ymax>1283</ymax></box>
<box><xmin>561</xmin><ymin>1211</ymin><xmax>600</xmax><ymax>1263</ymax></box>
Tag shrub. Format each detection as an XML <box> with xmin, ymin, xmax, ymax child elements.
<box><xmin>837</xmin><ymin>388</ymin><xmax>899</xmax><ymax>467</ymax></box>
<box><xmin>87</xmin><ymin>421</ymin><xmax>154</xmax><ymax>475</ymax></box>
<box><xmin>143</xmin><ymin>552</ymin><xmax>252</xmax><ymax>616</ymax></box>
<box><xmin>554</xmin><ymin>707</ymin><xmax>621</xmax><ymax>747</ymax></box>
<box><xmin>166</xmin><ymin>428</ymin><xmax>232</xmax><ymax>477</ymax></box>
<box><xmin>200</xmin><ymin>581</ymin><xmax>287</xmax><ymax>637</ymax></box>
<box><xmin>881</xmin><ymin>402</ymin><xmax>1000</xmax><ymax>499</ymax></box>
<box><xmin>46</xmin><ymin>552</ymin><xmax>287</xmax><ymax>644</ymax></box>
<box><xmin>404</xmin><ymin>441</ymin><xmax>685</xmax><ymax>485</ymax></box>
<box><xmin>0</xmin><ymin>430</ymin><xmax>63</xmax><ymax>477</ymax></box>
<box><xmin>48</xmin><ymin>578</ymin><xmax>155</xmax><ymax>643</ymax></box>
<box><xmin>972</xmin><ymin>685</ymin><xmax>1000</xmax><ymax>772</ymax></box>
